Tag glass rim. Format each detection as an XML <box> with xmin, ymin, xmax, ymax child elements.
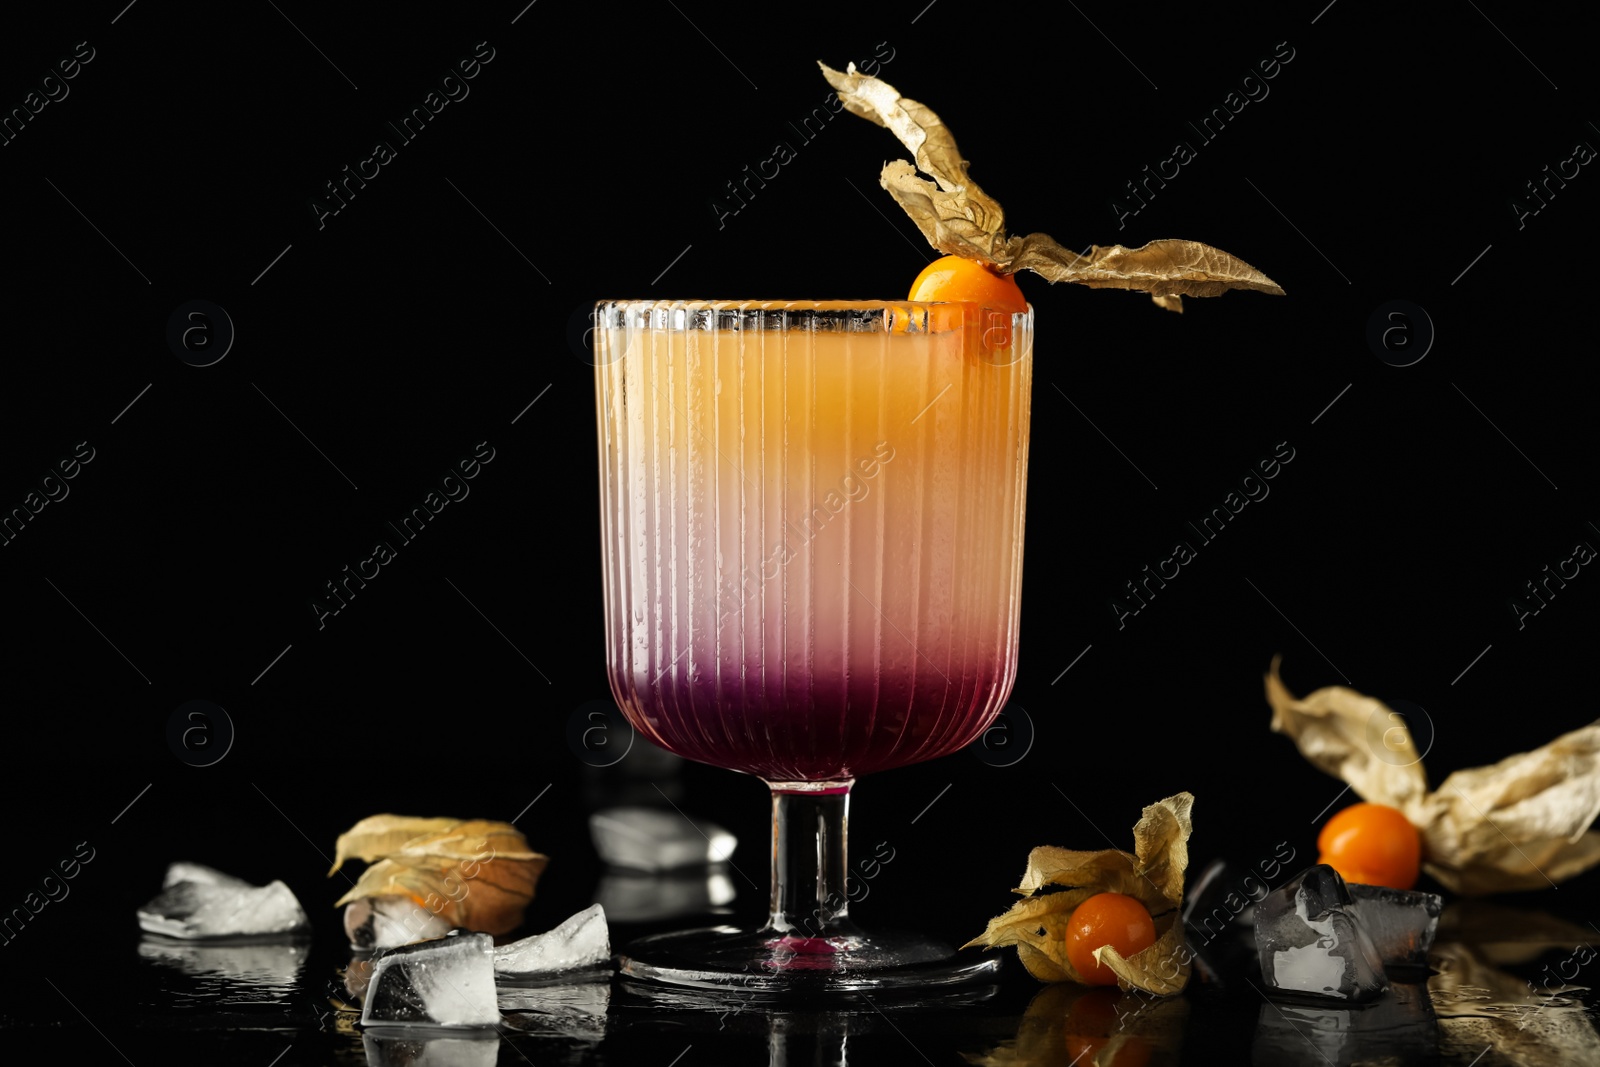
<box><xmin>593</xmin><ymin>299</ymin><xmax>1032</xmax><ymax>334</ymax></box>
<box><xmin>595</xmin><ymin>299</ymin><xmax>1032</xmax><ymax>311</ymax></box>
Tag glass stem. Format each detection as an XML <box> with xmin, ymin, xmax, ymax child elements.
<box><xmin>764</xmin><ymin>782</ymin><xmax>855</xmax><ymax>938</ymax></box>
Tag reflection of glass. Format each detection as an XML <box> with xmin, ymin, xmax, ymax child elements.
<box><xmin>596</xmin><ymin>301</ymin><xmax>1032</xmax><ymax>989</ymax></box>
<box><xmin>615</xmin><ymin>977</ymin><xmax>1000</xmax><ymax>1063</ymax></box>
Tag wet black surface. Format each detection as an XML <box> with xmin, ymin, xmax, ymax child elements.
<box><xmin>7</xmin><ymin>879</ymin><xmax>1599</xmax><ymax>1066</ymax></box>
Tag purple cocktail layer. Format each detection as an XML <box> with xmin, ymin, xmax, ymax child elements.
<box><xmin>595</xmin><ymin>302</ymin><xmax>1032</xmax><ymax>782</ymax></box>
<box><xmin>610</xmin><ymin>660</ymin><xmax>1016</xmax><ymax>781</ymax></box>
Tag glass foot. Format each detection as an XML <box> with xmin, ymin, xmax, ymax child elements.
<box><xmin>617</xmin><ymin>925</ymin><xmax>1002</xmax><ymax>992</ymax></box>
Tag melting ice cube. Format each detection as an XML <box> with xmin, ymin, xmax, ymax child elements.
<box><xmin>590</xmin><ymin>807</ymin><xmax>736</xmax><ymax>871</ymax></box>
<box><xmin>161</xmin><ymin>862</ymin><xmax>251</xmax><ymax>889</ymax></box>
<box><xmin>494</xmin><ymin>905</ymin><xmax>610</xmax><ymax>978</ymax></box>
<box><xmin>1346</xmin><ymin>882</ymin><xmax>1442</xmax><ymax>972</ymax></box>
<box><xmin>344</xmin><ymin>896</ymin><xmax>456</xmax><ymax>950</ymax></box>
<box><xmin>500</xmin><ymin>982</ymin><xmax>611</xmax><ymax>1039</ymax></box>
<box><xmin>138</xmin><ymin>865</ymin><xmax>308</xmax><ymax>940</ymax></box>
<box><xmin>1179</xmin><ymin>858</ymin><xmax>1256</xmax><ymax>987</ymax></box>
<box><xmin>362</xmin><ymin>933</ymin><xmax>500</xmax><ymax>1028</ymax></box>
<box><xmin>1254</xmin><ymin>865</ymin><xmax>1388</xmax><ymax>1002</ymax></box>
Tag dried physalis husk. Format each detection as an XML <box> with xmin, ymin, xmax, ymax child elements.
<box><xmin>820</xmin><ymin>62</ymin><xmax>1284</xmax><ymax>312</ymax></box>
<box><xmin>328</xmin><ymin>814</ymin><xmax>549</xmax><ymax>936</ymax></box>
<box><xmin>964</xmin><ymin>793</ymin><xmax>1194</xmax><ymax>995</ymax></box>
<box><xmin>1266</xmin><ymin>657</ymin><xmax>1600</xmax><ymax>895</ymax></box>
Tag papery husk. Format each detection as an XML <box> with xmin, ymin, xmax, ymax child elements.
<box><xmin>1266</xmin><ymin>657</ymin><xmax>1600</xmax><ymax>895</ymax></box>
<box><xmin>821</xmin><ymin>63</ymin><xmax>1284</xmax><ymax>312</ymax></box>
<box><xmin>1095</xmin><ymin>918</ymin><xmax>1188</xmax><ymax>997</ymax></box>
<box><xmin>964</xmin><ymin>793</ymin><xmax>1194</xmax><ymax>994</ymax></box>
<box><xmin>1263</xmin><ymin>657</ymin><xmax>1431</xmax><ymax>817</ymax></box>
<box><xmin>329</xmin><ymin>814</ymin><xmax>543</xmax><ymax>871</ymax></box>
<box><xmin>964</xmin><ymin>983</ymin><xmax>1189</xmax><ymax>1067</ymax></box>
<box><xmin>328</xmin><ymin>814</ymin><xmax>548</xmax><ymax>936</ymax></box>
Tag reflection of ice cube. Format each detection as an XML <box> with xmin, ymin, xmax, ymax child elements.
<box><xmin>590</xmin><ymin>807</ymin><xmax>736</xmax><ymax>871</ymax></box>
<box><xmin>362</xmin><ymin>1031</ymin><xmax>497</xmax><ymax>1067</ymax></box>
<box><xmin>138</xmin><ymin>875</ymin><xmax>309</xmax><ymax>940</ymax></box>
<box><xmin>597</xmin><ymin>868</ymin><xmax>737</xmax><ymax>923</ymax></box>
<box><xmin>495</xmin><ymin>905</ymin><xmax>610</xmax><ymax>978</ymax></box>
<box><xmin>137</xmin><ymin>936</ymin><xmax>307</xmax><ymax>985</ymax></box>
<box><xmin>1346</xmin><ymin>883</ymin><xmax>1441</xmax><ymax>972</ymax></box>
<box><xmin>345</xmin><ymin>896</ymin><xmax>455</xmax><ymax>949</ymax></box>
<box><xmin>1254</xmin><ymin>865</ymin><xmax>1388</xmax><ymax>1002</ymax></box>
<box><xmin>362</xmin><ymin>933</ymin><xmax>499</xmax><ymax>1028</ymax></box>
<box><xmin>1252</xmin><ymin>979</ymin><xmax>1436</xmax><ymax>1066</ymax></box>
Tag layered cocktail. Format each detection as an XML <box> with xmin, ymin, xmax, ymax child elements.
<box><xmin>594</xmin><ymin>300</ymin><xmax>1031</xmax><ymax>989</ymax></box>
<box><xmin>584</xmin><ymin>56</ymin><xmax>1280</xmax><ymax>990</ymax></box>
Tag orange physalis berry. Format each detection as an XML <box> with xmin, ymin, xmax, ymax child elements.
<box><xmin>1317</xmin><ymin>802</ymin><xmax>1422</xmax><ymax>891</ymax></box>
<box><xmin>1064</xmin><ymin>892</ymin><xmax>1157</xmax><ymax>987</ymax></box>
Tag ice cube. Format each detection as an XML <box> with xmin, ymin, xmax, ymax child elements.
<box><xmin>344</xmin><ymin>896</ymin><xmax>456</xmax><ymax>949</ymax></box>
<box><xmin>500</xmin><ymin>981</ymin><xmax>610</xmax><ymax>1038</ymax></box>
<box><xmin>362</xmin><ymin>933</ymin><xmax>500</xmax><ymax>1028</ymax></box>
<box><xmin>1254</xmin><ymin>865</ymin><xmax>1388</xmax><ymax>1002</ymax></box>
<box><xmin>590</xmin><ymin>807</ymin><xmax>736</xmax><ymax>871</ymax></box>
<box><xmin>494</xmin><ymin>905</ymin><xmax>610</xmax><ymax>978</ymax></box>
<box><xmin>362</xmin><ymin>1031</ymin><xmax>498</xmax><ymax>1067</ymax></box>
<box><xmin>161</xmin><ymin>862</ymin><xmax>252</xmax><ymax>890</ymax></box>
<box><xmin>1182</xmin><ymin>858</ymin><xmax>1261</xmax><ymax>943</ymax></box>
<box><xmin>1180</xmin><ymin>859</ymin><xmax>1256</xmax><ymax>988</ymax></box>
<box><xmin>138</xmin><ymin>874</ymin><xmax>309</xmax><ymax>940</ymax></box>
<box><xmin>1346</xmin><ymin>883</ymin><xmax>1442</xmax><ymax>973</ymax></box>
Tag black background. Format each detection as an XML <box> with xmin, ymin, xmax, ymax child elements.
<box><xmin>2</xmin><ymin>0</ymin><xmax>1598</xmax><ymax>1060</ymax></box>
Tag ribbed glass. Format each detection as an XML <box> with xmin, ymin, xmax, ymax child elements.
<box><xmin>595</xmin><ymin>300</ymin><xmax>1032</xmax><ymax>783</ymax></box>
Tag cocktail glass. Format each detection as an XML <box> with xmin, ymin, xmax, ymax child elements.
<box><xmin>594</xmin><ymin>299</ymin><xmax>1032</xmax><ymax>990</ymax></box>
